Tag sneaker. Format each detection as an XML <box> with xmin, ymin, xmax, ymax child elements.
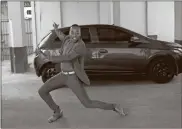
<box><xmin>48</xmin><ymin>109</ymin><xmax>63</xmax><ymax>123</ymax></box>
<box><xmin>113</xmin><ymin>104</ymin><xmax>128</xmax><ymax>116</ymax></box>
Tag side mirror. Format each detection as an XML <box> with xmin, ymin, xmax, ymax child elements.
<box><xmin>130</xmin><ymin>36</ymin><xmax>139</xmax><ymax>42</ymax></box>
<box><xmin>147</xmin><ymin>35</ymin><xmax>157</xmax><ymax>40</ymax></box>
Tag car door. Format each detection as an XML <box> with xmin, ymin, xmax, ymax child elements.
<box><xmin>91</xmin><ymin>25</ymin><xmax>147</xmax><ymax>72</ymax></box>
<box><xmin>80</xmin><ymin>27</ymin><xmax>98</xmax><ymax>71</ymax></box>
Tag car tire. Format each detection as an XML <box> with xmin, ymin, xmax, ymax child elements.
<box><xmin>41</xmin><ymin>64</ymin><xmax>57</xmax><ymax>83</ymax></box>
<box><xmin>148</xmin><ymin>58</ymin><xmax>175</xmax><ymax>83</ymax></box>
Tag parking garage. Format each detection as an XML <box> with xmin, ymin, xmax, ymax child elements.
<box><xmin>1</xmin><ymin>1</ymin><xmax>182</xmax><ymax>128</ymax></box>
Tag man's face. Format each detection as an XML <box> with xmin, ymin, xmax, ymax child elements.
<box><xmin>69</xmin><ymin>26</ymin><xmax>81</xmax><ymax>42</ymax></box>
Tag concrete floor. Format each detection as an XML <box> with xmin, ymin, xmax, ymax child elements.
<box><xmin>1</xmin><ymin>61</ymin><xmax>182</xmax><ymax>128</ymax></box>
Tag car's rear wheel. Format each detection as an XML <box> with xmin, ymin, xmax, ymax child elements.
<box><xmin>41</xmin><ymin>64</ymin><xmax>57</xmax><ymax>83</ymax></box>
<box><xmin>148</xmin><ymin>58</ymin><xmax>175</xmax><ymax>83</ymax></box>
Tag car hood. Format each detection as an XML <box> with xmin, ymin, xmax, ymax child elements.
<box><xmin>157</xmin><ymin>40</ymin><xmax>182</xmax><ymax>49</ymax></box>
<box><xmin>134</xmin><ymin>39</ymin><xmax>182</xmax><ymax>50</ymax></box>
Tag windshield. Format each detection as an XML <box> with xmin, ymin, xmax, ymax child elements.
<box><xmin>38</xmin><ymin>32</ymin><xmax>52</xmax><ymax>48</ymax></box>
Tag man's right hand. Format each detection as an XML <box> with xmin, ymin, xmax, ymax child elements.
<box><xmin>52</xmin><ymin>22</ymin><xmax>65</xmax><ymax>42</ymax></box>
<box><xmin>53</xmin><ymin>22</ymin><xmax>59</xmax><ymax>29</ymax></box>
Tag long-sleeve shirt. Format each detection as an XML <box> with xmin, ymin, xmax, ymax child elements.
<box><xmin>61</xmin><ymin>36</ymin><xmax>75</xmax><ymax>72</ymax></box>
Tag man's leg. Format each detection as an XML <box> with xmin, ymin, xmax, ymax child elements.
<box><xmin>66</xmin><ymin>75</ymin><xmax>115</xmax><ymax>110</ymax></box>
<box><xmin>38</xmin><ymin>72</ymin><xmax>67</xmax><ymax>122</ymax></box>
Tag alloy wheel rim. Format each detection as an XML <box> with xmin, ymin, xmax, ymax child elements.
<box><xmin>46</xmin><ymin>68</ymin><xmax>56</xmax><ymax>78</ymax></box>
<box><xmin>152</xmin><ymin>61</ymin><xmax>173</xmax><ymax>78</ymax></box>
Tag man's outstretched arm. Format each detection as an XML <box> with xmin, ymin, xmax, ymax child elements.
<box><xmin>53</xmin><ymin>22</ymin><xmax>66</xmax><ymax>42</ymax></box>
<box><xmin>49</xmin><ymin>44</ymin><xmax>86</xmax><ymax>63</ymax></box>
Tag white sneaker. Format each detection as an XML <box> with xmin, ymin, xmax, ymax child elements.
<box><xmin>113</xmin><ymin>104</ymin><xmax>128</xmax><ymax>116</ymax></box>
<box><xmin>48</xmin><ymin>109</ymin><xmax>63</xmax><ymax>123</ymax></box>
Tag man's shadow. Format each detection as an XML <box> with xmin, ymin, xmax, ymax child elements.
<box><xmin>53</xmin><ymin>116</ymin><xmax>71</xmax><ymax>128</ymax></box>
<box><xmin>88</xmin><ymin>75</ymin><xmax>152</xmax><ymax>87</ymax></box>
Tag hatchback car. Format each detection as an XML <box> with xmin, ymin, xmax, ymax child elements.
<box><xmin>34</xmin><ymin>24</ymin><xmax>182</xmax><ymax>83</ymax></box>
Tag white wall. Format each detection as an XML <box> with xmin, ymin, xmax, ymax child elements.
<box><xmin>8</xmin><ymin>2</ymin><xmax>26</xmax><ymax>47</ymax></box>
<box><xmin>120</xmin><ymin>2</ymin><xmax>146</xmax><ymax>36</ymax></box>
<box><xmin>61</xmin><ymin>2</ymin><xmax>99</xmax><ymax>27</ymax></box>
<box><xmin>35</xmin><ymin>2</ymin><xmax>61</xmax><ymax>42</ymax></box>
<box><xmin>175</xmin><ymin>1</ymin><xmax>182</xmax><ymax>40</ymax></box>
<box><xmin>148</xmin><ymin>2</ymin><xmax>175</xmax><ymax>42</ymax></box>
<box><xmin>99</xmin><ymin>2</ymin><xmax>112</xmax><ymax>24</ymax></box>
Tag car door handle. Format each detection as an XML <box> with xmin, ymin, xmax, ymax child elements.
<box><xmin>98</xmin><ymin>49</ymin><xmax>108</xmax><ymax>53</ymax></box>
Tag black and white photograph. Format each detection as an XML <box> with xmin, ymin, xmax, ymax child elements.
<box><xmin>1</xmin><ymin>0</ymin><xmax>182</xmax><ymax>128</ymax></box>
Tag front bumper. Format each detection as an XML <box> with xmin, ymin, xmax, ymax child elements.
<box><xmin>34</xmin><ymin>53</ymin><xmax>51</xmax><ymax>77</ymax></box>
<box><xmin>177</xmin><ymin>56</ymin><xmax>182</xmax><ymax>74</ymax></box>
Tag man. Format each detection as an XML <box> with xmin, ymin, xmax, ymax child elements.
<box><xmin>38</xmin><ymin>23</ymin><xmax>127</xmax><ymax>123</ymax></box>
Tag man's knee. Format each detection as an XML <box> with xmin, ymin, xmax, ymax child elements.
<box><xmin>81</xmin><ymin>100</ymin><xmax>93</xmax><ymax>108</ymax></box>
<box><xmin>38</xmin><ymin>88</ymin><xmax>43</xmax><ymax>96</ymax></box>
<box><xmin>38</xmin><ymin>86</ymin><xmax>47</xmax><ymax>97</ymax></box>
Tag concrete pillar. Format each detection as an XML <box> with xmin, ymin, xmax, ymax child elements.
<box><xmin>8</xmin><ymin>2</ymin><xmax>28</xmax><ymax>73</ymax></box>
<box><xmin>120</xmin><ymin>2</ymin><xmax>147</xmax><ymax>35</ymax></box>
<box><xmin>175</xmin><ymin>1</ymin><xmax>182</xmax><ymax>44</ymax></box>
<box><xmin>99</xmin><ymin>2</ymin><xmax>113</xmax><ymax>24</ymax></box>
<box><xmin>31</xmin><ymin>1</ymin><xmax>38</xmax><ymax>51</ymax></box>
<box><xmin>112</xmin><ymin>1</ymin><xmax>120</xmax><ymax>26</ymax></box>
<box><xmin>147</xmin><ymin>2</ymin><xmax>175</xmax><ymax>42</ymax></box>
<box><xmin>34</xmin><ymin>2</ymin><xmax>41</xmax><ymax>43</ymax></box>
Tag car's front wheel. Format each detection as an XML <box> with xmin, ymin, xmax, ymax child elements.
<box><xmin>148</xmin><ymin>58</ymin><xmax>175</xmax><ymax>83</ymax></box>
<box><xmin>41</xmin><ymin>64</ymin><xmax>58</xmax><ymax>83</ymax></box>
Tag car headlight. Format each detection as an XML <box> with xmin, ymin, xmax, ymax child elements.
<box><xmin>173</xmin><ymin>48</ymin><xmax>182</xmax><ymax>55</ymax></box>
<box><xmin>41</xmin><ymin>49</ymin><xmax>50</xmax><ymax>55</ymax></box>
<box><xmin>177</xmin><ymin>48</ymin><xmax>182</xmax><ymax>53</ymax></box>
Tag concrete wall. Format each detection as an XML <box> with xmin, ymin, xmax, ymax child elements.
<box><xmin>61</xmin><ymin>2</ymin><xmax>99</xmax><ymax>27</ymax></box>
<box><xmin>175</xmin><ymin>1</ymin><xmax>182</xmax><ymax>41</ymax></box>
<box><xmin>120</xmin><ymin>2</ymin><xmax>146</xmax><ymax>36</ymax></box>
<box><xmin>34</xmin><ymin>1</ymin><xmax>175</xmax><ymax>43</ymax></box>
<box><xmin>148</xmin><ymin>2</ymin><xmax>175</xmax><ymax>42</ymax></box>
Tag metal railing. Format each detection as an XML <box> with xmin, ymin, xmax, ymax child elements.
<box><xmin>25</xmin><ymin>19</ymin><xmax>34</xmax><ymax>56</ymax></box>
<box><xmin>1</xmin><ymin>19</ymin><xmax>10</xmax><ymax>61</ymax></box>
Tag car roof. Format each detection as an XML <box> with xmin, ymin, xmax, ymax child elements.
<box><xmin>50</xmin><ymin>24</ymin><xmax>150</xmax><ymax>41</ymax></box>
<box><xmin>51</xmin><ymin>24</ymin><xmax>125</xmax><ymax>31</ymax></box>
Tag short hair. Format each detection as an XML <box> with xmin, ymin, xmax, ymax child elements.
<box><xmin>71</xmin><ymin>24</ymin><xmax>79</xmax><ymax>27</ymax></box>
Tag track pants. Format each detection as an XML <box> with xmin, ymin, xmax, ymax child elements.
<box><xmin>38</xmin><ymin>72</ymin><xmax>115</xmax><ymax>111</ymax></box>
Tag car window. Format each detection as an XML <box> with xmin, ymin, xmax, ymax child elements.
<box><xmin>81</xmin><ymin>28</ymin><xmax>91</xmax><ymax>43</ymax></box>
<box><xmin>40</xmin><ymin>32</ymin><xmax>52</xmax><ymax>42</ymax></box>
<box><xmin>38</xmin><ymin>32</ymin><xmax>53</xmax><ymax>48</ymax></box>
<box><xmin>54</xmin><ymin>28</ymin><xmax>91</xmax><ymax>43</ymax></box>
<box><xmin>97</xmin><ymin>28</ymin><xmax>114</xmax><ymax>41</ymax></box>
<box><xmin>54</xmin><ymin>29</ymin><xmax>69</xmax><ymax>41</ymax></box>
<box><xmin>114</xmin><ymin>28</ymin><xmax>132</xmax><ymax>41</ymax></box>
<box><xmin>96</xmin><ymin>27</ymin><xmax>132</xmax><ymax>43</ymax></box>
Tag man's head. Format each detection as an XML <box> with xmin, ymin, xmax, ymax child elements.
<box><xmin>69</xmin><ymin>24</ymin><xmax>81</xmax><ymax>42</ymax></box>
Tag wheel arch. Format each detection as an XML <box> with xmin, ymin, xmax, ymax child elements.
<box><xmin>39</xmin><ymin>61</ymin><xmax>55</xmax><ymax>76</ymax></box>
<box><xmin>146</xmin><ymin>54</ymin><xmax>178</xmax><ymax>75</ymax></box>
